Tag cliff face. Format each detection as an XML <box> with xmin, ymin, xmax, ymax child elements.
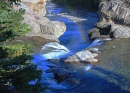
<box><xmin>99</xmin><ymin>0</ymin><xmax>130</xmax><ymax>25</ymax></box>
<box><xmin>15</xmin><ymin>0</ymin><xmax>66</xmax><ymax>41</ymax></box>
<box><xmin>88</xmin><ymin>0</ymin><xmax>130</xmax><ymax>40</ymax></box>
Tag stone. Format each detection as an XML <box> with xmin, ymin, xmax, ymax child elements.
<box><xmin>15</xmin><ymin>0</ymin><xmax>67</xmax><ymax>41</ymax></box>
<box><xmin>39</xmin><ymin>21</ymin><xmax>66</xmax><ymax>39</ymax></box>
<box><xmin>88</xmin><ymin>28</ymin><xmax>100</xmax><ymax>40</ymax></box>
<box><xmin>21</xmin><ymin>0</ymin><xmax>47</xmax><ymax>17</ymax></box>
<box><xmin>96</xmin><ymin>22</ymin><xmax>111</xmax><ymax>30</ymax></box>
<box><xmin>46</xmin><ymin>68</ymin><xmax>72</xmax><ymax>82</ymax></box>
<box><xmin>98</xmin><ymin>0</ymin><xmax>130</xmax><ymax>25</ymax></box>
<box><xmin>64</xmin><ymin>50</ymin><xmax>98</xmax><ymax>63</ymax></box>
<box><xmin>110</xmin><ymin>24</ymin><xmax>130</xmax><ymax>38</ymax></box>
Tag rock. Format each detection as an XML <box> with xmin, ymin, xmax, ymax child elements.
<box><xmin>22</xmin><ymin>0</ymin><xmax>46</xmax><ymax>17</ymax></box>
<box><xmin>25</xmin><ymin>18</ymin><xmax>66</xmax><ymax>41</ymax></box>
<box><xmin>88</xmin><ymin>28</ymin><xmax>100</xmax><ymax>41</ymax></box>
<box><xmin>39</xmin><ymin>21</ymin><xmax>66</xmax><ymax>40</ymax></box>
<box><xmin>15</xmin><ymin>0</ymin><xmax>67</xmax><ymax>41</ymax></box>
<box><xmin>64</xmin><ymin>50</ymin><xmax>98</xmax><ymax>63</ymax></box>
<box><xmin>91</xmin><ymin>0</ymin><xmax>130</xmax><ymax>39</ymax></box>
<box><xmin>110</xmin><ymin>24</ymin><xmax>130</xmax><ymax>38</ymax></box>
<box><xmin>46</xmin><ymin>68</ymin><xmax>72</xmax><ymax>82</ymax></box>
<box><xmin>89</xmin><ymin>48</ymin><xmax>101</xmax><ymax>54</ymax></box>
<box><xmin>96</xmin><ymin>22</ymin><xmax>111</xmax><ymax>30</ymax></box>
<box><xmin>98</xmin><ymin>0</ymin><xmax>130</xmax><ymax>25</ymax></box>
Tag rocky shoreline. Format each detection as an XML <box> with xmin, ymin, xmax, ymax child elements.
<box><xmin>15</xmin><ymin>0</ymin><xmax>130</xmax><ymax>92</ymax></box>
<box><xmin>14</xmin><ymin>0</ymin><xmax>66</xmax><ymax>42</ymax></box>
<box><xmin>13</xmin><ymin>0</ymin><xmax>130</xmax><ymax>64</ymax></box>
<box><xmin>67</xmin><ymin>0</ymin><xmax>130</xmax><ymax>64</ymax></box>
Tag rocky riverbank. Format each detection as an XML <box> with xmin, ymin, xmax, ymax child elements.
<box><xmin>14</xmin><ymin>0</ymin><xmax>66</xmax><ymax>42</ymax></box>
<box><xmin>88</xmin><ymin>0</ymin><xmax>130</xmax><ymax>40</ymax></box>
<box><xmin>11</xmin><ymin>0</ymin><xmax>130</xmax><ymax>92</ymax></box>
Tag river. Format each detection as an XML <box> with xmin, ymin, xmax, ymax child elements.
<box><xmin>33</xmin><ymin>1</ymin><xmax>130</xmax><ymax>93</ymax></box>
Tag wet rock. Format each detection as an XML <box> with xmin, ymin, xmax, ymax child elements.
<box><xmin>89</xmin><ymin>48</ymin><xmax>101</xmax><ymax>54</ymax></box>
<box><xmin>46</xmin><ymin>68</ymin><xmax>72</xmax><ymax>82</ymax></box>
<box><xmin>64</xmin><ymin>50</ymin><xmax>98</xmax><ymax>64</ymax></box>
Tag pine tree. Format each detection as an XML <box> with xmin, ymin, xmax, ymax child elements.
<box><xmin>0</xmin><ymin>0</ymin><xmax>43</xmax><ymax>92</ymax></box>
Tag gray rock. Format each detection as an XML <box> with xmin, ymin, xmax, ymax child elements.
<box><xmin>16</xmin><ymin>0</ymin><xmax>66</xmax><ymax>41</ymax></box>
<box><xmin>39</xmin><ymin>21</ymin><xmax>66</xmax><ymax>39</ymax></box>
<box><xmin>98</xmin><ymin>0</ymin><xmax>130</xmax><ymax>25</ymax></box>
<box><xmin>110</xmin><ymin>24</ymin><xmax>130</xmax><ymax>38</ymax></box>
<box><xmin>96</xmin><ymin>22</ymin><xmax>111</xmax><ymax>30</ymax></box>
<box><xmin>89</xmin><ymin>48</ymin><xmax>101</xmax><ymax>54</ymax></box>
<box><xmin>88</xmin><ymin>28</ymin><xmax>100</xmax><ymax>40</ymax></box>
<box><xmin>64</xmin><ymin>50</ymin><xmax>98</xmax><ymax>63</ymax></box>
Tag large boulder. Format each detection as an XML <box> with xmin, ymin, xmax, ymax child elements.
<box><xmin>89</xmin><ymin>0</ymin><xmax>130</xmax><ymax>40</ymax></box>
<box><xmin>64</xmin><ymin>49</ymin><xmax>98</xmax><ymax>64</ymax></box>
<box><xmin>110</xmin><ymin>24</ymin><xmax>130</xmax><ymax>38</ymax></box>
<box><xmin>14</xmin><ymin>0</ymin><xmax>66</xmax><ymax>41</ymax></box>
<box><xmin>98</xmin><ymin>0</ymin><xmax>130</xmax><ymax>25</ymax></box>
<box><xmin>24</xmin><ymin>14</ymin><xmax>66</xmax><ymax>41</ymax></box>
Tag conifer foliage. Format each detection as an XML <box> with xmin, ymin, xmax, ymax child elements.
<box><xmin>0</xmin><ymin>0</ymin><xmax>43</xmax><ymax>93</ymax></box>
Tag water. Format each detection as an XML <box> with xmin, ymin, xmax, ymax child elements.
<box><xmin>46</xmin><ymin>2</ymin><xmax>98</xmax><ymax>53</ymax></box>
<box><xmin>33</xmin><ymin>1</ymin><xmax>130</xmax><ymax>93</ymax></box>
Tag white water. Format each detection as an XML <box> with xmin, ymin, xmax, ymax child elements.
<box><xmin>41</xmin><ymin>42</ymin><xmax>70</xmax><ymax>59</ymax></box>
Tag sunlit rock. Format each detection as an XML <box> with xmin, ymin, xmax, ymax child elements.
<box><xmin>14</xmin><ymin>0</ymin><xmax>67</xmax><ymax>41</ymax></box>
<box><xmin>64</xmin><ymin>50</ymin><xmax>98</xmax><ymax>64</ymax></box>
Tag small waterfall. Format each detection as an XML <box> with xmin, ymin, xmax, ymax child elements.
<box><xmin>41</xmin><ymin>42</ymin><xmax>70</xmax><ymax>59</ymax></box>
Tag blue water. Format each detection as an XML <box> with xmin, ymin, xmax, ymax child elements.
<box><xmin>32</xmin><ymin>1</ymin><xmax>130</xmax><ymax>93</ymax></box>
<box><xmin>46</xmin><ymin>2</ymin><xmax>98</xmax><ymax>53</ymax></box>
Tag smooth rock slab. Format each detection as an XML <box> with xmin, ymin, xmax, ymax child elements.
<box><xmin>64</xmin><ymin>50</ymin><xmax>98</xmax><ymax>63</ymax></box>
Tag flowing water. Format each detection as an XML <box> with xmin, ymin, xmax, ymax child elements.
<box><xmin>33</xmin><ymin>1</ymin><xmax>130</xmax><ymax>93</ymax></box>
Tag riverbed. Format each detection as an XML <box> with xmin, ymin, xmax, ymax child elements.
<box><xmin>33</xmin><ymin>1</ymin><xmax>130</xmax><ymax>93</ymax></box>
